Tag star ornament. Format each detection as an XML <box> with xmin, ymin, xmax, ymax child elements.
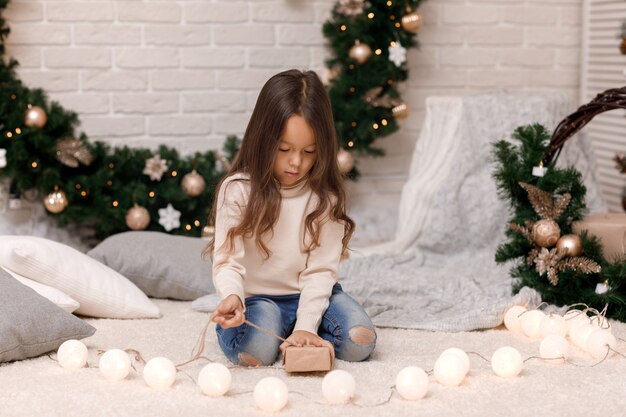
<box><xmin>388</xmin><ymin>43</ymin><xmax>407</xmax><ymax>67</ymax></box>
<box><xmin>0</xmin><ymin>148</ymin><xmax>6</xmax><ymax>168</ymax></box>
<box><xmin>158</xmin><ymin>203</ymin><xmax>181</xmax><ymax>232</ymax></box>
<box><xmin>143</xmin><ymin>154</ymin><xmax>169</xmax><ymax>181</ymax></box>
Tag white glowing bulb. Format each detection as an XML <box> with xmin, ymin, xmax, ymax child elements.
<box><xmin>491</xmin><ymin>346</ymin><xmax>523</xmax><ymax>378</ymax></box>
<box><xmin>57</xmin><ymin>339</ymin><xmax>88</xmax><ymax>371</ymax></box>
<box><xmin>539</xmin><ymin>314</ymin><xmax>567</xmax><ymax>338</ymax></box>
<box><xmin>395</xmin><ymin>366</ymin><xmax>428</xmax><ymax>401</ymax></box>
<box><xmin>143</xmin><ymin>357</ymin><xmax>177</xmax><ymax>389</ymax></box>
<box><xmin>503</xmin><ymin>305</ymin><xmax>527</xmax><ymax>334</ymax></box>
<box><xmin>434</xmin><ymin>352</ymin><xmax>467</xmax><ymax>386</ymax></box>
<box><xmin>322</xmin><ymin>370</ymin><xmax>356</xmax><ymax>404</ymax></box>
<box><xmin>586</xmin><ymin>329</ymin><xmax>617</xmax><ymax>359</ymax></box>
<box><xmin>520</xmin><ymin>309</ymin><xmax>546</xmax><ymax>339</ymax></box>
<box><xmin>99</xmin><ymin>349</ymin><xmax>131</xmax><ymax>381</ymax></box>
<box><xmin>198</xmin><ymin>363</ymin><xmax>231</xmax><ymax>397</ymax></box>
<box><xmin>254</xmin><ymin>377</ymin><xmax>289</xmax><ymax>412</ymax></box>
<box><xmin>563</xmin><ymin>310</ymin><xmax>590</xmax><ymax>335</ymax></box>
<box><xmin>539</xmin><ymin>335</ymin><xmax>569</xmax><ymax>364</ymax></box>
<box><xmin>440</xmin><ymin>348</ymin><xmax>470</xmax><ymax>375</ymax></box>
<box><xmin>570</xmin><ymin>323</ymin><xmax>597</xmax><ymax>350</ymax></box>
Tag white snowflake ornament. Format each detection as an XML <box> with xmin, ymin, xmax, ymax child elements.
<box><xmin>0</xmin><ymin>148</ymin><xmax>6</xmax><ymax>168</ymax></box>
<box><xmin>388</xmin><ymin>43</ymin><xmax>407</xmax><ymax>67</ymax></box>
<box><xmin>143</xmin><ymin>154</ymin><xmax>169</xmax><ymax>181</ymax></box>
<box><xmin>158</xmin><ymin>203</ymin><xmax>181</xmax><ymax>231</ymax></box>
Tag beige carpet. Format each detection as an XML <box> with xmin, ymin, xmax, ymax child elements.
<box><xmin>1</xmin><ymin>299</ymin><xmax>625</xmax><ymax>417</ymax></box>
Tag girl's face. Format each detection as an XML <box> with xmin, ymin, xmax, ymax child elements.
<box><xmin>273</xmin><ymin>115</ymin><xmax>317</xmax><ymax>187</ymax></box>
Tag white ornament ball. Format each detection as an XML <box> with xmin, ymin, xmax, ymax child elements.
<box><xmin>570</xmin><ymin>323</ymin><xmax>597</xmax><ymax>350</ymax></box>
<box><xmin>322</xmin><ymin>370</ymin><xmax>356</xmax><ymax>404</ymax></box>
<box><xmin>539</xmin><ymin>335</ymin><xmax>570</xmax><ymax>364</ymax></box>
<box><xmin>57</xmin><ymin>340</ymin><xmax>88</xmax><ymax>371</ymax></box>
<box><xmin>254</xmin><ymin>377</ymin><xmax>289</xmax><ymax>412</ymax></box>
<box><xmin>491</xmin><ymin>346</ymin><xmax>523</xmax><ymax>378</ymax></box>
<box><xmin>520</xmin><ymin>309</ymin><xmax>546</xmax><ymax>339</ymax></box>
<box><xmin>395</xmin><ymin>366</ymin><xmax>429</xmax><ymax>401</ymax></box>
<box><xmin>586</xmin><ymin>329</ymin><xmax>617</xmax><ymax>359</ymax></box>
<box><xmin>434</xmin><ymin>352</ymin><xmax>467</xmax><ymax>386</ymax></box>
<box><xmin>198</xmin><ymin>363</ymin><xmax>232</xmax><ymax>397</ymax></box>
<box><xmin>504</xmin><ymin>305</ymin><xmax>527</xmax><ymax>335</ymax></box>
<box><xmin>99</xmin><ymin>349</ymin><xmax>131</xmax><ymax>381</ymax></box>
<box><xmin>539</xmin><ymin>314</ymin><xmax>567</xmax><ymax>338</ymax></box>
<box><xmin>440</xmin><ymin>348</ymin><xmax>470</xmax><ymax>375</ymax></box>
<box><xmin>143</xmin><ymin>357</ymin><xmax>177</xmax><ymax>389</ymax></box>
<box><xmin>564</xmin><ymin>310</ymin><xmax>590</xmax><ymax>335</ymax></box>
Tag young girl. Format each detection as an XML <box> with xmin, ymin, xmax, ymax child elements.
<box><xmin>205</xmin><ymin>69</ymin><xmax>376</xmax><ymax>367</ymax></box>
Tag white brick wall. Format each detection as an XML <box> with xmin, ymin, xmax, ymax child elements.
<box><xmin>4</xmin><ymin>0</ymin><xmax>583</xmax><ymax>211</ymax></box>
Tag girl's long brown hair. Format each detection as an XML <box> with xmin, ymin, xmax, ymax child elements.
<box><xmin>204</xmin><ymin>69</ymin><xmax>354</xmax><ymax>259</ymax></box>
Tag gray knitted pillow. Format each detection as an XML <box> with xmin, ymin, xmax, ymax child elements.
<box><xmin>88</xmin><ymin>231</ymin><xmax>214</xmax><ymax>301</ymax></box>
<box><xmin>0</xmin><ymin>268</ymin><xmax>95</xmax><ymax>363</ymax></box>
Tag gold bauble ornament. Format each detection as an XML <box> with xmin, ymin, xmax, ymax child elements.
<box><xmin>349</xmin><ymin>40</ymin><xmax>372</xmax><ymax>65</ymax></box>
<box><xmin>401</xmin><ymin>9</ymin><xmax>423</xmax><ymax>33</ymax></box>
<box><xmin>337</xmin><ymin>149</ymin><xmax>355</xmax><ymax>174</ymax></box>
<box><xmin>556</xmin><ymin>234</ymin><xmax>583</xmax><ymax>257</ymax></box>
<box><xmin>532</xmin><ymin>219</ymin><xmax>561</xmax><ymax>248</ymax></box>
<box><xmin>392</xmin><ymin>102</ymin><xmax>410</xmax><ymax>120</ymax></box>
<box><xmin>181</xmin><ymin>170</ymin><xmax>206</xmax><ymax>197</ymax></box>
<box><xmin>43</xmin><ymin>188</ymin><xmax>68</xmax><ymax>214</ymax></box>
<box><xmin>24</xmin><ymin>105</ymin><xmax>48</xmax><ymax>129</ymax></box>
<box><xmin>202</xmin><ymin>225</ymin><xmax>215</xmax><ymax>238</ymax></box>
<box><xmin>125</xmin><ymin>204</ymin><xmax>151</xmax><ymax>230</ymax></box>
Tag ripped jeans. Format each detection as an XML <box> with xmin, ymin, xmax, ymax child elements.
<box><xmin>215</xmin><ymin>284</ymin><xmax>376</xmax><ymax>366</ymax></box>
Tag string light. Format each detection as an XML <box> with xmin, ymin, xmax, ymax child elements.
<box><xmin>194</xmin><ymin>220</ymin><xmax>201</xmax><ymax>227</ymax></box>
<box><xmin>15</xmin><ymin>128</ymin><xmax>21</xmax><ymax>134</ymax></box>
<box><xmin>373</xmin><ymin>123</ymin><xmax>379</xmax><ymax>130</ymax></box>
<box><xmin>185</xmin><ymin>224</ymin><xmax>192</xmax><ymax>231</ymax></box>
<box><xmin>390</xmin><ymin>41</ymin><xmax>397</xmax><ymax>47</ymax></box>
<box><xmin>6</xmin><ymin>132</ymin><xmax>13</xmax><ymax>138</ymax></box>
<box><xmin>80</xmin><ymin>191</ymin><xmax>87</xmax><ymax>198</ymax></box>
<box><xmin>340</xmin><ymin>25</ymin><xmax>347</xmax><ymax>31</ymax></box>
<box><xmin>171</xmin><ymin>171</ymin><xmax>178</xmax><ymax>177</ymax></box>
<box><xmin>75</xmin><ymin>183</ymin><xmax>81</xmax><ymax>190</ymax></box>
<box><xmin>349</xmin><ymin>87</ymin><xmax>356</xmax><ymax>93</ymax></box>
<box><xmin>112</xmin><ymin>201</ymin><xmax>119</xmax><ymax>207</ymax></box>
<box><xmin>368</xmin><ymin>12</ymin><xmax>375</xmax><ymax>19</ymax></box>
<box><xmin>31</xmin><ymin>161</ymin><xmax>38</xmax><ymax>169</ymax></box>
<box><xmin>375</xmin><ymin>49</ymin><xmax>382</xmax><ymax>55</ymax></box>
<box><xmin>395</xmin><ymin>22</ymin><xmax>401</xmax><ymax>28</ymax></box>
<box><xmin>351</xmin><ymin>121</ymin><xmax>357</xmax><ymax>127</ymax></box>
<box><xmin>382</xmin><ymin>119</ymin><xmax>388</xmax><ymax>126</ymax></box>
<box><xmin>347</xmin><ymin>140</ymin><xmax>355</xmax><ymax>148</ymax></box>
<box><xmin>149</xmin><ymin>191</ymin><xmax>156</xmax><ymax>198</ymax></box>
<box><xmin>106</xmin><ymin>180</ymin><xmax>113</xmax><ymax>187</ymax></box>
<box><xmin>108</xmin><ymin>163</ymin><xmax>114</xmax><ymax>169</ymax></box>
<box><xmin>386</xmin><ymin>0</ymin><xmax>392</xmax><ymax>5</ymax></box>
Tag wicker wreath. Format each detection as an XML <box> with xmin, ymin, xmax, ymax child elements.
<box><xmin>543</xmin><ymin>86</ymin><xmax>626</xmax><ymax>165</ymax></box>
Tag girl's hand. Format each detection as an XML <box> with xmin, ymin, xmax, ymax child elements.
<box><xmin>212</xmin><ymin>294</ymin><xmax>245</xmax><ymax>328</ymax></box>
<box><xmin>279</xmin><ymin>330</ymin><xmax>335</xmax><ymax>361</ymax></box>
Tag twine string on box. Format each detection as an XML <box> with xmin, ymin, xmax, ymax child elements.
<box><xmin>543</xmin><ymin>86</ymin><xmax>626</xmax><ymax>165</ymax></box>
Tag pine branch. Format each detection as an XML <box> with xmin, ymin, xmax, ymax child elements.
<box><xmin>507</xmin><ymin>222</ymin><xmax>533</xmax><ymax>243</ymax></box>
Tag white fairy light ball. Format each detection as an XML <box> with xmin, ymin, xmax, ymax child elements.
<box><xmin>491</xmin><ymin>346</ymin><xmax>523</xmax><ymax>378</ymax></box>
<box><xmin>254</xmin><ymin>377</ymin><xmax>289</xmax><ymax>412</ymax></box>
<box><xmin>520</xmin><ymin>309</ymin><xmax>546</xmax><ymax>339</ymax></box>
<box><xmin>198</xmin><ymin>363</ymin><xmax>231</xmax><ymax>397</ymax></box>
<box><xmin>99</xmin><ymin>349</ymin><xmax>131</xmax><ymax>381</ymax></box>
<box><xmin>395</xmin><ymin>366</ymin><xmax>429</xmax><ymax>401</ymax></box>
<box><xmin>570</xmin><ymin>323</ymin><xmax>597</xmax><ymax>350</ymax></box>
<box><xmin>143</xmin><ymin>357</ymin><xmax>177</xmax><ymax>389</ymax></box>
<box><xmin>322</xmin><ymin>370</ymin><xmax>356</xmax><ymax>404</ymax></box>
<box><xmin>563</xmin><ymin>310</ymin><xmax>589</xmax><ymax>335</ymax></box>
<box><xmin>586</xmin><ymin>329</ymin><xmax>617</xmax><ymax>359</ymax></box>
<box><xmin>57</xmin><ymin>340</ymin><xmax>88</xmax><ymax>371</ymax></box>
<box><xmin>434</xmin><ymin>352</ymin><xmax>467</xmax><ymax>386</ymax></box>
<box><xmin>504</xmin><ymin>305</ymin><xmax>527</xmax><ymax>335</ymax></box>
<box><xmin>539</xmin><ymin>335</ymin><xmax>570</xmax><ymax>364</ymax></box>
<box><xmin>440</xmin><ymin>348</ymin><xmax>470</xmax><ymax>375</ymax></box>
<box><xmin>539</xmin><ymin>314</ymin><xmax>567</xmax><ymax>338</ymax></box>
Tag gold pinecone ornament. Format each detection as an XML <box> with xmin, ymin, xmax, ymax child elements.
<box><xmin>509</xmin><ymin>182</ymin><xmax>601</xmax><ymax>286</ymax></box>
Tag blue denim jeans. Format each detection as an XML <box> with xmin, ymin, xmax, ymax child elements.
<box><xmin>216</xmin><ymin>284</ymin><xmax>376</xmax><ymax>366</ymax></box>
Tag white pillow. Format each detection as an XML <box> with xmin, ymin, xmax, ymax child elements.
<box><xmin>0</xmin><ymin>236</ymin><xmax>160</xmax><ymax>319</ymax></box>
<box><xmin>1</xmin><ymin>266</ymin><xmax>80</xmax><ymax>313</ymax></box>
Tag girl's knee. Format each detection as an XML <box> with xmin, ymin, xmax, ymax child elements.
<box><xmin>338</xmin><ymin>325</ymin><xmax>377</xmax><ymax>362</ymax></box>
<box><xmin>237</xmin><ymin>350</ymin><xmax>277</xmax><ymax>367</ymax></box>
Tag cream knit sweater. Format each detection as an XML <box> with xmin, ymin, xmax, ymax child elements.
<box><xmin>212</xmin><ymin>173</ymin><xmax>344</xmax><ymax>334</ymax></box>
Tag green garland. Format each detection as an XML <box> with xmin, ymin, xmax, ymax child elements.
<box><xmin>323</xmin><ymin>0</ymin><xmax>423</xmax><ymax>176</ymax></box>
<box><xmin>493</xmin><ymin>124</ymin><xmax>626</xmax><ymax>321</ymax></box>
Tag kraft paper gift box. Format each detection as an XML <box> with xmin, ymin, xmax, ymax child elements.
<box><xmin>572</xmin><ymin>213</ymin><xmax>626</xmax><ymax>260</ymax></box>
<box><xmin>283</xmin><ymin>346</ymin><xmax>333</xmax><ymax>373</ymax></box>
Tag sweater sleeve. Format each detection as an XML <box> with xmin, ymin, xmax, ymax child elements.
<box><xmin>212</xmin><ymin>177</ymin><xmax>248</xmax><ymax>306</ymax></box>
<box><xmin>293</xmin><ymin>215</ymin><xmax>345</xmax><ymax>334</ymax></box>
